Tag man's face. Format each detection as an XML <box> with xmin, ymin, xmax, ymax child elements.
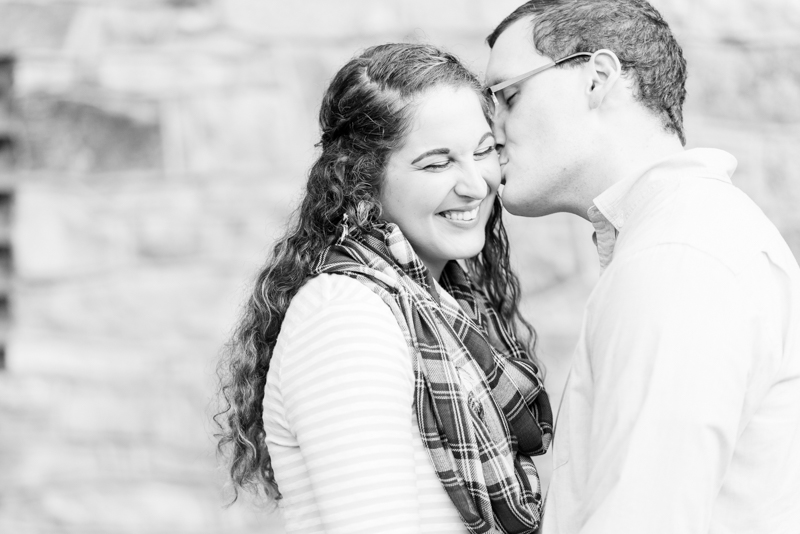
<box><xmin>486</xmin><ymin>18</ymin><xmax>592</xmax><ymax>217</ymax></box>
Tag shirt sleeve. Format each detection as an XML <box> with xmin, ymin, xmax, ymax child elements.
<box><xmin>579</xmin><ymin>244</ymin><xmax>753</xmax><ymax>533</ymax></box>
<box><xmin>277</xmin><ymin>282</ymin><xmax>428</xmax><ymax>534</ymax></box>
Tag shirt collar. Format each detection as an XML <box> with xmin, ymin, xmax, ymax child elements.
<box><xmin>589</xmin><ymin>148</ymin><xmax>738</xmax><ymax>232</ymax></box>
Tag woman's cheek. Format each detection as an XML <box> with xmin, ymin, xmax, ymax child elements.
<box><xmin>480</xmin><ymin>159</ymin><xmax>502</xmax><ymax>193</ymax></box>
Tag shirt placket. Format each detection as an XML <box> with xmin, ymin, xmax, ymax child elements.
<box><xmin>587</xmin><ymin>205</ymin><xmax>618</xmax><ymax>273</ymax></box>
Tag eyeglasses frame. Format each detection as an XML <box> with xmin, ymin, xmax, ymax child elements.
<box><xmin>486</xmin><ymin>52</ymin><xmax>594</xmax><ymax>110</ymax></box>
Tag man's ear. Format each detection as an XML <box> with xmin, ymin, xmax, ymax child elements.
<box><xmin>586</xmin><ymin>49</ymin><xmax>622</xmax><ymax>110</ymax></box>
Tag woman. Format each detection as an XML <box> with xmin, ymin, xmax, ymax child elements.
<box><xmin>216</xmin><ymin>43</ymin><xmax>552</xmax><ymax>533</ymax></box>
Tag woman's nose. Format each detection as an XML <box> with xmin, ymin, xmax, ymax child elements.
<box><xmin>454</xmin><ymin>161</ymin><xmax>490</xmax><ymax>199</ymax></box>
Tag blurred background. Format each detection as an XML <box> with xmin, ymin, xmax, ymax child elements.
<box><xmin>0</xmin><ymin>0</ymin><xmax>798</xmax><ymax>532</ymax></box>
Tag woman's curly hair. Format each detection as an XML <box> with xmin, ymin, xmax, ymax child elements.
<box><xmin>215</xmin><ymin>43</ymin><xmax>539</xmax><ymax>502</ymax></box>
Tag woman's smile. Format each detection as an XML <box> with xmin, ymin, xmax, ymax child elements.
<box><xmin>438</xmin><ymin>205</ymin><xmax>480</xmax><ymax>222</ymax></box>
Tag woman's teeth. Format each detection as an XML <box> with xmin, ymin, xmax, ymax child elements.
<box><xmin>440</xmin><ymin>207</ymin><xmax>479</xmax><ymax>221</ymax></box>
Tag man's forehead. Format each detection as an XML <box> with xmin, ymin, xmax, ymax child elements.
<box><xmin>486</xmin><ymin>17</ymin><xmax>549</xmax><ymax>85</ymax></box>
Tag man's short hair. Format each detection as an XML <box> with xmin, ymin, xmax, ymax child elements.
<box><xmin>487</xmin><ymin>0</ymin><xmax>687</xmax><ymax>145</ymax></box>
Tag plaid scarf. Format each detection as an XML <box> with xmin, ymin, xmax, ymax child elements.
<box><xmin>313</xmin><ymin>224</ymin><xmax>553</xmax><ymax>533</ymax></box>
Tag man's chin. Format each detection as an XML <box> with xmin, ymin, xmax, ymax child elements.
<box><xmin>499</xmin><ymin>185</ymin><xmax>540</xmax><ymax>217</ymax></box>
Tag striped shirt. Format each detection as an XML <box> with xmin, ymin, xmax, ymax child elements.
<box><xmin>263</xmin><ymin>273</ymin><xmax>467</xmax><ymax>533</ymax></box>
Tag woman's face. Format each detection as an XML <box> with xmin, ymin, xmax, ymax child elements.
<box><xmin>380</xmin><ymin>85</ymin><xmax>501</xmax><ymax>279</ymax></box>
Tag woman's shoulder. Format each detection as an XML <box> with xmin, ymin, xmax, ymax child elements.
<box><xmin>276</xmin><ymin>273</ymin><xmax>403</xmax><ymax>358</ymax></box>
<box><xmin>282</xmin><ymin>273</ymin><xmax>387</xmax><ymax>328</ymax></box>
<box><xmin>302</xmin><ymin>272</ymin><xmax>384</xmax><ymax>302</ymax></box>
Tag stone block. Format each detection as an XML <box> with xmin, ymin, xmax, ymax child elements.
<box><xmin>14</xmin><ymin>171</ymin><xmax>306</xmax><ymax>332</ymax></box>
<box><xmin>247</xmin><ymin>2</ymin><xmax>520</xmax><ymax>80</ymax></box>
<box><xmin>46</xmin><ymin>379</ymin><xmax>205</xmax><ymax>445</ymax></box>
<box><xmin>37</xmin><ymin>482</ymin><xmax>210</xmax><ymax>531</ymax></box>
<box><xmin>0</xmin><ymin>479</ymin><xmax>283</xmax><ymax>534</ymax></box>
<box><xmin>684</xmin><ymin>115</ymin><xmax>770</xmax><ymax>204</ymax></box>
<box><xmin>63</xmin><ymin>2</ymin><xmax>222</xmax><ymax>54</ymax></box>
<box><xmin>14</xmin><ymin>93</ymin><xmax>162</xmax><ymax>172</ymax></box>
<box><xmin>63</xmin><ymin>3</ymin><xmax>257</xmax><ymax>95</ymax></box>
<box><xmin>652</xmin><ymin>0</ymin><xmax>800</xmax><ymax>41</ymax></box>
<box><xmin>222</xmin><ymin>0</ymin><xmax>407</xmax><ymax>41</ymax></box>
<box><xmin>0</xmin><ymin>3</ymin><xmax>76</xmax><ymax>52</ymax></box>
<box><xmin>96</xmin><ymin>50</ymin><xmax>247</xmax><ymax>96</ymax></box>
<box><xmin>13</xmin><ymin>183</ymin><xmax>139</xmax><ymax>280</ymax></box>
<box><xmin>229</xmin><ymin>48</ymin><xmax>284</xmax><ymax>88</ymax></box>
<box><xmin>684</xmin><ymin>115</ymin><xmax>800</xmax><ymax>261</ymax></box>
<box><xmin>98</xmin><ymin>5</ymin><xmax>207</xmax><ymax>45</ymax></box>
<box><xmin>14</xmin><ymin>263</ymin><xmax>244</xmax><ymax>343</ymax></box>
<box><xmin>684</xmin><ymin>44</ymin><xmax>800</xmax><ymax>124</ymax></box>
<box><xmin>505</xmin><ymin>211</ymin><xmax>599</xmax><ymax>295</ymax></box>
<box><xmin>13</xmin><ymin>174</ymin><xmax>303</xmax><ymax>282</ymax></box>
<box><xmin>13</xmin><ymin>176</ymin><xmax>306</xmax><ymax>338</ymax></box>
<box><xmin>192</xmin><ymin>178</ymin><xmax>304</xmax><ymax>266</ymax></box>
<box><xmin>96</xmin><ymin>52</ymin><xmax>184</xmax><ymax>95</ymax></box>
<box><xmin>222</xmin><ymin>0</ymin><xmax>527</xmax><ymax>44</ymax></box>
<box><xmin>14</xmin><ymin>56</ymin><xmax>80</xmax><ymax>95</ymax></box>
<box><xmin>399</xmin><ymin>0</ymin><xmax>497</xmax><ymax>34</ymax></box>
<box><xmin>761</xmin><ymin>130</ymin><xmax>800</xmax><ymax>259</ymax></box>
<box><xmin>270</xmin><ymin>43</ymin><xmax>360</xmax><ymax>114</ymax></box>
<box><xmin>0</xmin><ymin>361</ymin><xmax>284</xmax><ymax>533</ymax></box>
<box><xmin>779</xmin><ymin>226</ymin><xmax>800</xmax><ymax>261</ymax></box>
<box><xmin>14</xmin><ymin>171</ymin><xmax>310</xmax><ymax>341</ymax></box>
<box><xmin>4</xmin><ymin>335</ymin><xmax>220</xmax><ymax>468</ymax></box>
<box><xmin>162</xmin><ymin>88</ymin><xmax>318</xmax><ymax>174</ymax></box>
<box><xmin>761</xmin><ymin>130</ymin><xmax>800</xmax><ymax>210</ymax></box>
<box><xmin>135</xmin><ymin>189</ymin><xmax>203</xmax><ymax>259</ymax></box>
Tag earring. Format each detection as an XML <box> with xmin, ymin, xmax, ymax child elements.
<box><xmin>356</xmin><ymin>201</ymin><xmax>370</xmax><ymax>225</ymax></box>
<box><xmin>337</xmin><ymin>213</ymin><xmax>350</xmax><ymax>245</ymax></box>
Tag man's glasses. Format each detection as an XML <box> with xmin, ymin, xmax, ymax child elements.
<box><xmin>485</xmin><ymin>52</ymin><xmax>593</xmax><ymax>114</ymax></box>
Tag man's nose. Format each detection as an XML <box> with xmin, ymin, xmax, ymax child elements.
<box><xmin>491</xmin><ymin>112</ymin><xmax>506</xmax><ymax>152</ymax></box>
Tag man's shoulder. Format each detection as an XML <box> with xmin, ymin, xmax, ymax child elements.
<box><xmin>618</xmin><ymin>173</ymin><xmax>794</xmax><ymax>275</ymax></box>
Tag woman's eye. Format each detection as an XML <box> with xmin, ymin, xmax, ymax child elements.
<box><xmin>506</xmin><ymin>92</ymin><xmax>517</xmax><ymax>105</ymax></box>
<box><xmin>474</xmin><ymin>146</ymin><xmax>496</xmax><ymax>159</ymax></box>
<box><xmin>424</xmin><ymin>160</ymin><xmax>452</xmax><ymax>171</ymax></box>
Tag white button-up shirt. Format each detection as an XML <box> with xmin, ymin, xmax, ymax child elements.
<box><xmin>543</xmin><ymin>148</ymin><xmax>800</xmax><ymax>534</ymax></box>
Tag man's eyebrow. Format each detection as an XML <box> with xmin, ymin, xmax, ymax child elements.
<box><xmin>411</xmin><ymin>148</ymin><xmax>450</xmax><ymax>165</ymax></box>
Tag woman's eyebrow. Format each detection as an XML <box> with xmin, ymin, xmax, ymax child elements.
<box><xmin>410</xmin><ymin>133</ymin><xmax>495</xmax><ymax>165</ymax></box>
<box><xmin>411</xmin><ymin>148</ymin><xmax>449</xmax><ymax>165</ymax></box>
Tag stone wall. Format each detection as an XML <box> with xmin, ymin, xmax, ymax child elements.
<box><xmin>0</xmin><ymin>1</ymin><xmax>797</xmax><ymax>533</ymax></box>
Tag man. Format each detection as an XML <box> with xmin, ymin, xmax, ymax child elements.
<box><xmin>485</xmin><ymin>1</ymin><xmax>800</xmax><ymax>532</ymax></box>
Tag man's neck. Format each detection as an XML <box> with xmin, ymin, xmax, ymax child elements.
<box><xmin>575</xmin><ymin>129</ymin><xmax>685</xmax><ymax>219</ymax></box>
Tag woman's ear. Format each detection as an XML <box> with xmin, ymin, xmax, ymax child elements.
<box><xmin>587</xmin><ymin>49</ymin><xmax>622</xmax><ymax>110</ymax></box>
